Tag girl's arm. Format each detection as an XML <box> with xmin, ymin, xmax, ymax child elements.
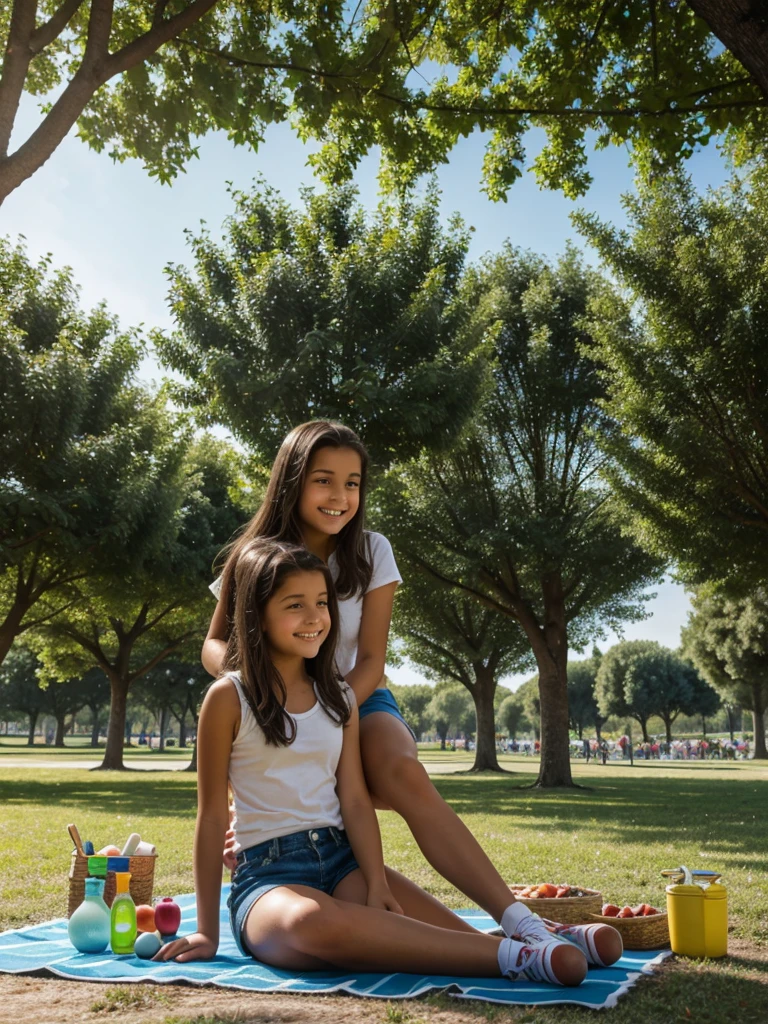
<box><xmin>155</xmin><ymin>679</ymin><xmax>237</xmax><ymax>961</ymax></box>
<box><xmin>202</xmin><ymin>595</ymin><xmax>228</xmax><ymax>677</ymax></box>
<box><xmin>335</xmin><ymin>696</ymin><xmax>403</xmax><ymax>914</ymax></box>
<box><xmin>343</xmin><ymin>581</ymin><xmax>398</xmax><ymax>704</ymax></box>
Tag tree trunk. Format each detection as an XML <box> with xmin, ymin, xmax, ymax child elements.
<box><xmin>751</xmin><ymin>690</ymin><xmax>767</xmax><ymax>759</ymax></box>
<box><xmin>178</xmin><ymin>715</ymin><xmax>187</xmax><ymax>748</ymax></box>
<box><xmin>663</xmin><ymin>714</ymin><xmax>673</xmax><ymax>746</ymax></box>
<box><xmin>185</xmin><ymin>739</ymin><xmax>198</xmax><ymax>772</ymax></box>
<box><xmin>687</xmin><ymin>0</ymin><xmax>768</xmax><ymax>99</ymax></box>
<box><xmin>727</xmin><ymin>705</ymin><xmax>738</xmax><ymax>741</ymax></box>
<box><xmin>55</xmin><ymin>713</ymin><xmax>66</xmax><ymax>747</ymax></box>
<box><xmin>89</xmin><ymin>704</ymin><xmax>100</xmax><ymax>747</ymax></box>
<box><xmin>470</xmin><ymin>664</ymin><xmax>502</xmax><ymax>771</ymax></box>
<box><xmin>524</xmin><ymin>576</ymin><xmax>573</xmax><ymax>787</ymax></box>
<box><xmin>99</xmin><ymin>675</ymin><xmax>129</xmax><ymax>770</ymax></box>
<box><xmin>0</xmin><ymin>596</ymin><xmax>30</xmax><ymax>668</ymax></box>
<box><xmin>637</xmin><ymin>716</ymin><xmax>650</xmax><ymax>743</ymax></box>
<box><xmin>27</xmin><ymin>710</ymin><xmax>38</xmax><ymax>746</ymax></box>
<box><xmin>158</xmin><ymin>706</ymin><xmax>168</xmax><ymax>752</ymax></box>
<box><xmin>701</xmin><ymin>716</ymin><xmax>707</xmax><ymax>737</ymax></box>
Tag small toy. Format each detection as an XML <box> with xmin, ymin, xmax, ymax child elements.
<box><xmin>134</xmin><ymin>931</ymin><xmax>163</xmax><ymax>959</ymax></box>
<box><xmin>135</xmin><ymin>904</ymin><xmax>155</xmax><ymax>933</ymax></box>
<box><xmin>154</xmin><ymin>896</ymin><xmax>181</xmax><ymax>936</ymax></box>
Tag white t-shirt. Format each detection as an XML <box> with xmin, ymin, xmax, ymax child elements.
<box><xmin>226</xmin><ymin>672</ymin><xmax>354</xmax><ymax>852</ymax></box>
<box><xmin>209</xmin><ymin>531</ymin><xmax>401</xmax><ymax>679</ymax></box>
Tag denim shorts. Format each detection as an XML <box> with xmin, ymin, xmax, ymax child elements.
<box><xmin>227</xmin><ymin>826</ymin><xmax>359</xmax><ymax>956</ymax></box>
<box><xmin>358</xmin><ymin>688</ymin><xmax>416</xmax><ymax>740</ymax></box>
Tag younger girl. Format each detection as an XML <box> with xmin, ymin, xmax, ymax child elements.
<box><xmin>156</xmin><ymin>539</ymin><xmax>587</xmax><ymax>984</ymax></box>
<box><xmin>203</xmin><ymin>421</ymin><xmax>621</xmax><ymax>968</ymax></box>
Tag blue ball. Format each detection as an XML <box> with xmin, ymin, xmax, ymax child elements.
<box><xmin>134</xmin><ymin>931</ymin><xmax>162</xmax><ymax>959</ymax></box>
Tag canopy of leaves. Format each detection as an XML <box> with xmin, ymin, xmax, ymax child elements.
<box><xmin>595</xmin><ymin>640</ymin><xmax>718</xmax><ymax>740</ymax></box>
<box><xmin>379</xmin><ymin>246</ymin><xmax>662</xmax><ymax>646</ymax></box>
<box><xmin>566</xmin><ymin>656</ymin><xmax>606</xmax><ymax>737</ymax></box>
<box><xmin>575</xmin><ymin>168</ymin><xmax>768</xmax><ymax>590</ymax></box>
<box><xmin>157</xmin><ymin>183</ymin><xmax>484</xmax><ymax>466</ymax></box>
<box><xmin>682</xmin><ymin>586</ymin><xmax>768</xmax><ymax>720</ymax></box>
<box><xmin>496</xmin><ymin>690</ymin><xmax>529</xmax><ymax>738</ymax></box>
<box><xmin>0</xmin><ymin>237</ymin><xmax>195</xmax><ymax>663</ymax></box>
<box><xmin>3</xmin><ymin>2</ymin><xmax>765</xmax><ymax>203</ymax></box>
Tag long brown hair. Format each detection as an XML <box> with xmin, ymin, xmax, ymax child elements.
<box><xmin>223</xmin><ymin>539</ymin><xmax>350</xmax><ymax>746</ymax></box>
<box><xmin>218</xmin><ymin>421</ymin><xmax>372</xmax><ymax>609</ymax></box>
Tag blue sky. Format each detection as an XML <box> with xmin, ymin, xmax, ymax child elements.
<box><xmin>2</xmin><ymin>98</ymin><xmax>733</xmax><ymax>690</ymax></box>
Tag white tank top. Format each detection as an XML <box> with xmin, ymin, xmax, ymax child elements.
<box><xmin>226</xmin><ymin>673</ymin><xmax>351</xmax><ymax>853</ymax></box>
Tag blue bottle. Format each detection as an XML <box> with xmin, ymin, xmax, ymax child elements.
<box><xmin>68</xmin><ymin>877</ymin><xmax>110</xmax><ymax>953</ymax></box>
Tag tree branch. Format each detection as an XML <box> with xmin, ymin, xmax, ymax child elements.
<box><xmin>30</xmin><ymin>0</ymin><xmax>85</xmax><ymax>53</ymax></box>
<box><xmin>0</xmin><ymin>0</ymin><xmax>37</xmax><ymax>158</ymax></box>
<box><xmin>106</xmin><ymin>0</ymin><xmax>219</xmax><ymax>77</ymax></box>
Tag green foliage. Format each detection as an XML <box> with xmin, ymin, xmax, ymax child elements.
<box><xmin>157</xmin><ymin>183</ymin><xmax>484</xmax><ymax>466</ymax></box>
<box><xmin>0</xmin><ymin>238</ymin><xmax>190</xmax><ymax>664</ymax></box>
<box><xmin>496</xmin><ymin>690</ymin><xmax>529</xmax><ymax>738</ymax></box>
<box><xmin>3</xmin><ymin>3</ymin><xmax>764</xmax><ymax>201</ymax></box>
<box><xmin>566</xmin><ymin>656</ymin><xmax>606</xmax><ymax>738</ymax></box>
<box><xmin>575</xmin><ymin>168</ymin><xmax>768</xmax><ymax>590</ymax></box>
<box><xmin>595</xmin><ymin>640</ymin><xmax>718</xmax><ymax>743</ymax></box>
<box><xmin>377</xmin><ymin>246</ymin><xmax>662</xmax><ymax>785</ymax></box>
<box><xmin>425</xmin><ymin>684</ymin><xmax>474</xmax><ymax>745</ymax></box>
<box><xmin>682</xmin><ymin>586</ymin><xmax>768</xmax><ymax>758</ymax></box>
<box><xmin>386</xmin><ymin>682</ymin><xmax>433</xmax><ymax>740</ymax></box>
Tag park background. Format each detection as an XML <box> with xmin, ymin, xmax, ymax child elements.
<box><xmin>2</xmin><ymin>4</ymin><xmax>768</xmax><ymax>1023</ymax></box>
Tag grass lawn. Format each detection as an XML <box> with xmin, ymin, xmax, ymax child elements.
<box><xmin>1</xmin><ymin>757</ymin><xmax>766</xmax><ymax>1023</ymax></box>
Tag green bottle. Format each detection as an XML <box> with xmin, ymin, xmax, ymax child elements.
<box><xmin>110</xmin><ymin>871</ymin><xmax>137</xmax><ymax>954</ymax></box>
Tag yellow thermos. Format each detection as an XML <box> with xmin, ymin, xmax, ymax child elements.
<box><xmin>664</xmin><ymin>866</ymin><xmax>728</xmax><ymax>958</ymax></box>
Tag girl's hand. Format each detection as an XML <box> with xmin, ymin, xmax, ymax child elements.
<box><xmin>222</xmin><ymin>825</ymin><xmax>237</xmax><ymax>871</ymax></box>
<box><xmin>366</xmin><ymin>882</ymin><xmax>404</xmax><ymax>915</ymax></box>
<box><xmin>152</xmin><ymin>932</ymin><xmax>218</xmax><ymax>963</ymax></box>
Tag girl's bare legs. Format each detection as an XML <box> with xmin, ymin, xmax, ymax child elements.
<box><xmin>359</xmin><ymin>712</ymin><xmax>515</xmax><ymax>923</ymax></box>
<box><xmin>242</xmin><ymin>874</ymin><xmax>587</xmax><ymax>984</ymax></box>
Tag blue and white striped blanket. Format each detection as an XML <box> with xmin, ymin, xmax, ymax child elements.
<box><xmin>0</xmin><ymin>888</ymin><xmax>671</xmax><ymax>1008</ymax></box>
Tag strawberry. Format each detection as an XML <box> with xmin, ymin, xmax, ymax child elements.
<box><xmin>631</xmin><ymin>904</ymin><xmax>645</xmax><ymax>917</ymax></box>
<box><xmin>601</xmin><ymin>904</ymin><xmax>620</xmax><ymax>917</ymax></box>
<box><xmin>617</xmin><ymin>906</ymin><xmax>635</xmax><ymax>918</ymax></box>
<box><xmin>538</xmin><ymin>883</ymin><xmax>558</xmax><ymax>898</ymax></box>
<box><xmin>556</xmin><ymin>886</ymin><xmax>571</xmax><ymax>898</ymax></box>
<box><xmin>642</xmin><ymin>905</ymin><xmax>659</xmax><ymax>916</ymax></box>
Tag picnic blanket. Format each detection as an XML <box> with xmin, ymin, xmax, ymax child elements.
<box><xmin>0</xmin><ymin>888</ymin><xmax>672</xmax><ymax>1009</ymax></box>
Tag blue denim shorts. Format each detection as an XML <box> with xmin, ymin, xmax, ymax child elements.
<box><xmin>227</xmin><ymin>826</ymin><xmax>359</xmax><ymax>956</ymax></box>
<box><xmin>358</xmin><ymin>688</ymin><xmax>416</xmax><ymax>740</ymax></box>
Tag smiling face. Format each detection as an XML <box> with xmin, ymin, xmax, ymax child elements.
<box><xmin>261</xmin><ymin>569</ymin><xmax>332</xmax><ymax>662</ymax></box>
<box><xmin>298</xmin><ymin>446</ymin><xmax>362</xmax><ymax>546</ymax></box>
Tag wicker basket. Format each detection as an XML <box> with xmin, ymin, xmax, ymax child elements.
<box><xmin>508</xmin><ymin>885</ymin><xmax>603</xmax><ymax>925</ymax></box>
<box><xmin>589</xmin><ymin>910</ymin><xmax>670</xmax><ymax>950</ymax></box>
<box><xmin>68</xmin><ymin>850</ymin><xmax>156</xmax><ymax>918</ymax></box>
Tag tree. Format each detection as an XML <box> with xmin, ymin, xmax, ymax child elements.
<box><xmin>682</xmin><ymin>587</ymin><xmax>768</xmax><ymax>759</ymax></box>
<box><xmin>134</xmin><ymin>658</ymin><xmax>209</xmax><ymax>750</ymax></box>
<box><xmin>595</xmin><ymin>640</ymin><xmax>715</xmax><ymax>744</ymax></box>
<box><xmin>425</xmin><ymin>684</ymin><xmax>473</xmax><ymax>750</ymax></box>
<box><xmin>567</xmin><ymin>656</ymin><xmax>606</xmax><ymax>741</ymax></box>
<box><xmin>387</xmin><ymin>682</ymin><xmax>433</xmax><ymax>741</ymax></box>
<box><xmin>575</xmin><ymin>168</ymin><xmax>768</xmax><ymax>590</ymax></box>
<box><xmin>0</xmin><ymin>644</ymin><xmax>46</xmax><ymax>744</ymax></box>
<box><xmin>388</xmin><ymin>546</ymin><xmax>532</xmax><ymax>770</ymax></box>
<box><xmin>4</xmin><ymin>4</ymin><xmax>768</xmax><ymax>206</ymax></box>
<box><xmin>158</xmin><ymin>183</ymin><xmax>484</xmax><ymax>467</ymax></box>
<box><xmin>379</xmin><ymin>247</ymin><xmax>662</xmax><ymax>787</ymax></box>
<box><xmin>497</xmin><ymin>691</ymin><xmax>529</xmax><ymax>740</ymax></box>
<box><xmin>0</xmin><ymin>238</ymin><xmax>192</xmax><ymax>669</ymax></box>
<box><xmin>75</xmin><ymin>667</ymin><xmax>111</xmax><ymax>746</ymax></box>
<box><xmin>33</xmin><ymin>434</ymin><xmax>248</xmax><ymax>769</ymax></box>
<box><xmin>43</xmin><ymin>670</ymin><xmax>88</xmax><ymax>746</ymax></box>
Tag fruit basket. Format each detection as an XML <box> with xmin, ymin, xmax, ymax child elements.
<box><xmin>589</xmin><ymin>906</ymin><xmax>670</xmax><ymax>950</ymax></box>
<box><xmin>508</xmin><ymin>884</ymin><xmax>603</xmax><ymax>925</ymax></box>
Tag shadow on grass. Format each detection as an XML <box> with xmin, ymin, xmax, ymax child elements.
<box><xmin>0</xmin><ymin>776</ymin><xmax>197</xmax><ymax>818</ymax></box>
